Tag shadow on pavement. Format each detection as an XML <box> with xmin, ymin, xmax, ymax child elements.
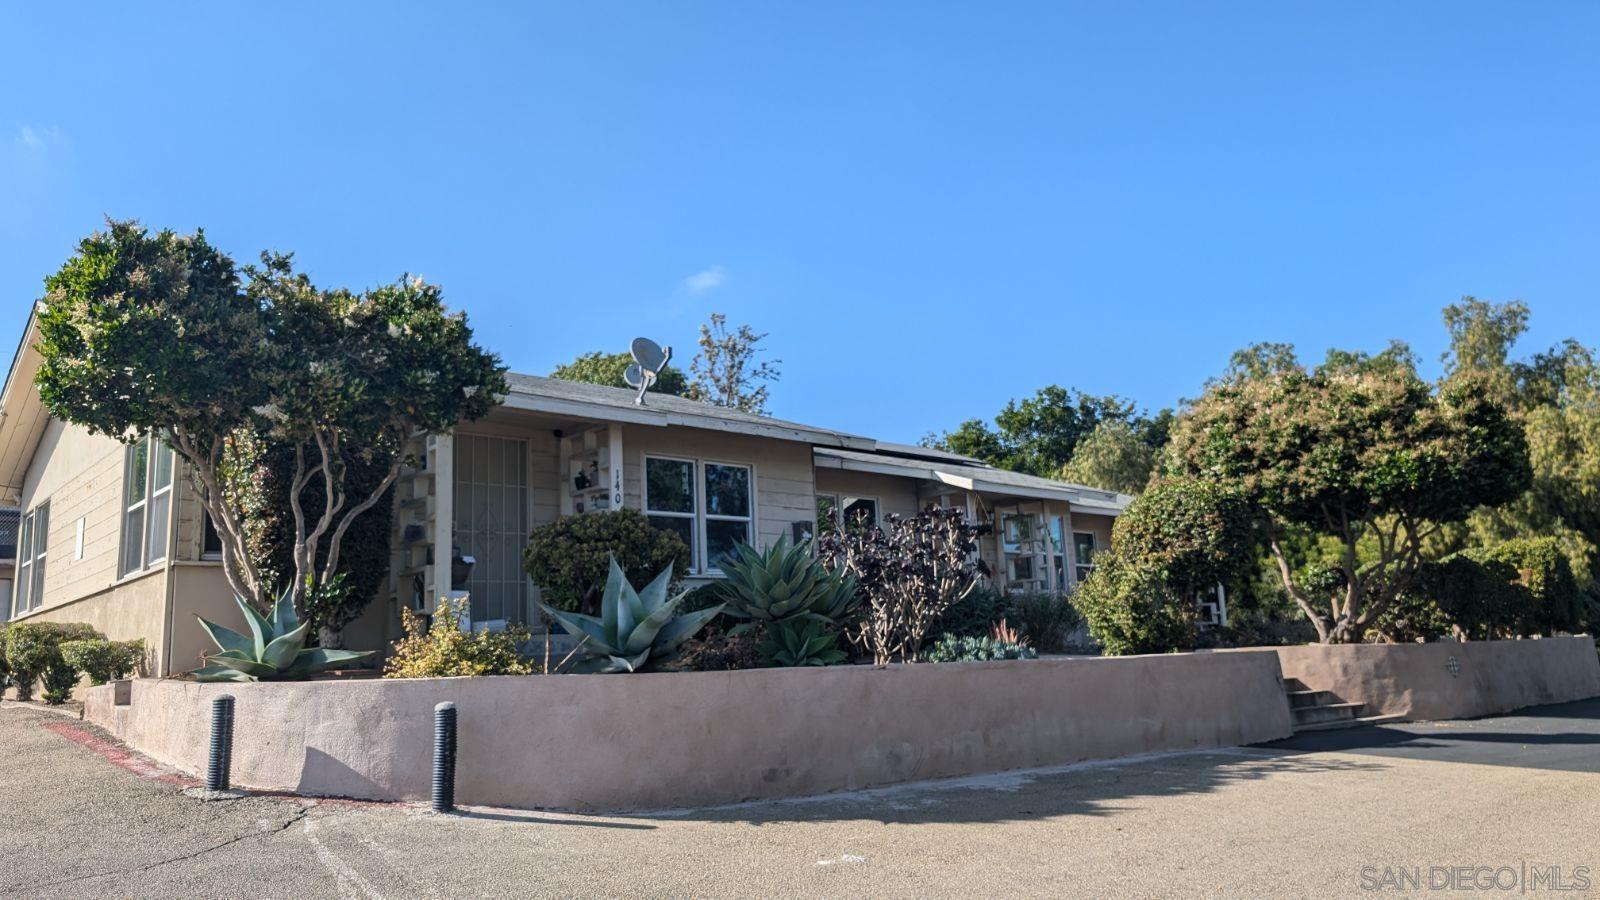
<box><xmin>629</xmin><ymin>749</ymin><xmax>1388</xmax><ymax>826</ymax></box>
<box><xmin>1258</xmin><ymin>697</ymin><xmax>1600</xmax><ymax>775</ymax></box>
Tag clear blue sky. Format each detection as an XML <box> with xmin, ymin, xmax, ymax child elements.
<box><xmin>4</xmin><ymin>2</ymin><xmax>1597</xmax><ymax>442</ymax></box>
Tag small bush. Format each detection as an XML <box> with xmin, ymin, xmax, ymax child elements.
<box><xmin>924</xmin><ymin>634</ymin><xmax>1037</xmax><ymax>662</ymax></box>
<box><xmin>0</xmin><ymin>623</ymin><xmax>9</xmax><ymax>688</ymax></box>
<box><xmin>758</xmin><ymin>619</ymin><xmax>847</xmax><ymax>667</ymax></box>
<box><xmin>60</xmin><ymin>639</ymin><xmax>145</xmax><ymax>686</ymax></box>
<box><xmin>523</xmin><ymin>508</ymin><xmax>690</xmax><ymax>614</ymax></box>
<box><xmin>679</xmin><ymin>629</ymin><xmax>763</xmax><ymax>671</ymax></box>
<box><xmin>1075</xmin><ymin>555</ymin><xmax>1198</xmax><ymax>655</ymax></box>
<box><xmin>384</xmin><ymin>598</ymin><xmax>532</xmax><ymax>678</ymax></box>
<box><xmin>5</xmin><ymin>622</ymin><xmax>101</xmax><ymax>702</ymax></box>
<box><xmin>1006</xmin><ymin>592</ymin><xmax>1083</xmax><ymax>653</ymax></box>
<box><xmin>930</xmin><ymin>584</ymin><xmax>1012</xmax><ymax>640</ymax></box>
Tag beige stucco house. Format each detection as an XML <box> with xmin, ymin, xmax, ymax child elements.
<box><xmin>0</xmin><ymin>310</ymin><xmax>1130</xmax><ymax>676</ymax></box>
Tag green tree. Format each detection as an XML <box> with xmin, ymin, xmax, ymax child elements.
<box><xmin>926</xmin><ymin>385</ymin><xmax>1169</xmax><ymax>478</ymax></box>
<box><xmin>1059</xmin><ymin>420</ymin><xmax>1157</xmax><ymax>494</ymax></box>
<box><xmin>1165</xmin><ymin>355</ymin><xmax>1530</xmax><ymax>643</ymax></box>
<box><xmin>685</xmin><ymin>313</ymin><xmax>780</xmax><ymax>414</ymax></box>
<box><xmin>551</xmin><ymin>351</ymin><xmax>688</xmax><ymax>396</ymax></box>
<box><xmin>35</xmin><ymin>221</ymin><xmax>507</xmax><ymax>618</ymax></box>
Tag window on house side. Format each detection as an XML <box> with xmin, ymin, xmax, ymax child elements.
<box><xmin>121</xmin><ymin>435</ymin><xmax>173</xmax><ymax>576</ymax></box>
<box><xmin>12</xmin><ymin>502</ymin><xmax>49</xmax><ymax>616</ymax></box>
<box><xmin>1073</xmin><ymin>531</ymin><xmax>1097</xmax><ymax>583</ymax></box>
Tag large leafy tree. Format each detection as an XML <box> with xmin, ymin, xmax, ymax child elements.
<box><xmin>1059</xmin><ymin>420</ymin><xmax>1157</xmax><ymax>494</ymax></box>
<box><xmin>1437</xmin><ymin>298</ymin><xmax>1600</xmax><ymax>601</ymax></box>
<box><xmin>551</xmin><ymin>350</ymin><xmax>688</xmax><ymax>396</ymax></box>
<box><xmin>927</xmin><ymin>385</ymin><xmax>1169</xmax><ymax>477</ymax></box>
<box><xmin>1165</xmin><ymin>349</ymin><xmax>1530</xmax><ymax>643</ymax></box>
<box><xmin>35</xmin><ymin>221</ymin><xmax>507</xmax><ymax>622</ymax></box>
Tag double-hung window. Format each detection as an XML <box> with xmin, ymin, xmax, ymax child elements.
<box><xmin>121</xmin><ymin>435</ymin><xmax>174</xmax><ymax>576</ymax></box>
<box><xmin>645</xmin><ymin>456</ymin><xmax>754</xmax><ymax>574</ymax></box>
<box><xmin>1073</xmin><ymin>531</ymin><xmax>1097</xmax><ymax>583</ymax></box>
<box><xmin>13</xmin><ymin>502</ymin><xmax>49</xmax><ymax>616</ymax></box>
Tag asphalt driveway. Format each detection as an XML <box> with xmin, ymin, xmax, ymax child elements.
<box><xmin>2</xmin><ymin>698</ymin><xmax>1596</xmax><ymax>898</ymax></box>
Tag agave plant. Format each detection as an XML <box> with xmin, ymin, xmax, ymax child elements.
<box><xmin>758</xmin><ymin>618</ymin><xmax>847</xmax><ymax>667</ymax></box>
<box><xmin>720</xmin><ymin>536</ymin><xmax>860</xmax><ymax>630</ymax></box>
<box><xmin>538</xmin><ymin>556</ymin><xmax>722</xmax><ymax>673</ymax></box>
<box><xmin>192</xmin><ymin>588</ymin><xmax>373</xmax><ymax>682</ymax></box>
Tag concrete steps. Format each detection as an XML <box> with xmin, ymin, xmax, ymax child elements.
<box><xmin>1283</xmin><ymin>678</ymin><xmax>1395</xmax><ymax>733</ymax></box>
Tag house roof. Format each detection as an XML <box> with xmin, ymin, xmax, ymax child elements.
<box><xmin>502</xmin><ymin>373</ymin><xmax>878</xmax><ymax>451</ymax></box>
<box><xmin>813</xmin><ymin>446</ymin><xmax>1133</xmax><ymax>514</ymax></box>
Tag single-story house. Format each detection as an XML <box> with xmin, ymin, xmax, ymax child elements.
<box><xmin>0</xmin><ymin>308</ymin><xmax>1131</xmax><ymax>675</ymax></box>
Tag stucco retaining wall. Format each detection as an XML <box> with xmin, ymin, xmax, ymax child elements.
<box><xmin>86</xmin><ymin>651</ymin><xmax>1292</xmax><ymax>811</ymax></box>
<box><xmin>1249</xmin><ymin>636</ymin><xmax>1600</xmax><ymax>721</ymax></box>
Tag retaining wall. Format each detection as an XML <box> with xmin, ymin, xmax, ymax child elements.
<box><xmin>86</xmin><ymin>651</ymin><xmax>1292</xmax><ymax>811</ymax></box>
<box><xmin>1249</xmin><ymin>636</ymin><xmax>1600</xmax><ymax>721</ymax></box>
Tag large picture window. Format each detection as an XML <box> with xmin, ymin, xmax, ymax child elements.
<box><xmin>645</xmin><ymin>456</ymin><xmax>753</xmax><ymax>573</ymax></box>
<box><xmin>12</xmin><ymin>501</ymin><xmax>49</xmax><ymax>616</ymax></box>
<box><xmin>121</xmin><ymin>435</ymin><xmax>173</xmax><ymax>576</ymax></box>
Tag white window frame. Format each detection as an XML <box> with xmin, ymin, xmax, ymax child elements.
<box><xmin>644</xmin><ymin>454</ymin><xmax>699</xmax><ymax>572</ymax></box>
<box><xmin>121</xmin><ymin>435</ymin><xmax>174</xmax><ymax>577</ymax></box>
<box><xmin>701</xmin><ymin>459</ymin><xmax>755</xmax><ymax>575</ymax></box>
<box><xmin>12</xmin><ymin>501</ymin><xmax>49</xmax><ymax>617</ymax></box>
<box><xmin>1073</xmin><ymin>531</ymin><xmax>1097</xmax><ymax>583</ymax></box>
<box><xmin>644</xmin><ymin>455</ymin><xmax>756</xmax><ymax>575</ymax></box>
<box><xmin>815</xmin><ymin>493</ymin><xmax>879</xmax><ymax>535</ymax></box>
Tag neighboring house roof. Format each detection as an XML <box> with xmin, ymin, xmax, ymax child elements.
<box><xmin>0</xmin><ymin>506</ymin><xmax>17</xmax><ymax>562</ymax></box>
<box><xmin>814</xmin><ymin>446</ymin><xmax>1133</xmax><ymax>515</ymax></box>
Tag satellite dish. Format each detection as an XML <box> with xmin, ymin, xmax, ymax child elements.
<box><xmin>626</xmin><ymin>337</ymin><xmax>672</xmax><ymax>405</ymax></box>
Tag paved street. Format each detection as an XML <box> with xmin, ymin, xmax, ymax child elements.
<box><xmin>2</xmin><ymin>699</ymin><xmax>1596</xmax><ymax>898</ymax></box>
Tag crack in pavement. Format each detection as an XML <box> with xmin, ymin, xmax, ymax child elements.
<box><xmin>7</xmin><ymin>803</ymin><xmax>312</xmax><ymax>892</ymax></box>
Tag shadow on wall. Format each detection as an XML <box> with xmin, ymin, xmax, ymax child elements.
<box><xmin>635</xmin><ymin>749</ymin><xmax>1389</xmax><ymax>827</ymax></box>
<box><xmin>298</xmin><ymin>747</ymin><xmax>389</xmax><ymax>800</ymax></box>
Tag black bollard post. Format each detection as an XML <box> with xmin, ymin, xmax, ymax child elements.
<box><xmin>432</xmin><ymin>701</ymin><xmax>457</xmax><ymax>813</ymax></box>
<box><xmin>205</xmin><ymin>694</ymin><xmax>236</xmax><ymax>792</ymax></box>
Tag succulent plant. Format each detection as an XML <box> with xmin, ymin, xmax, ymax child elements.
<box><xmin>720</xmin><ymin>536</ymin><xmax>860</xmax><ymax>629</ymax></box>
<box><xmin>193</xmin><ymin>589</ymin><xmax>373</xmax><ymax>682</ymax></box>
<box><xmin>538</xmin><ymin>556</ymin><xmax>722</xmax><ymax>673</ymax></box>
<box><xmin>758</xmin><ymin>618</ymin><xmax>847</xmax><ymax>667</ymax></box>
<box><xmin>923</xmin><ymin>634</ymin><xmax>1037</xmax><ymax>663</ymax></box>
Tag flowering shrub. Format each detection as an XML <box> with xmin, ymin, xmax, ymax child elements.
<box><xmin>384</xmin><ymin>597</ymin><xmax>531</xmax><ymax>678</ymax></box>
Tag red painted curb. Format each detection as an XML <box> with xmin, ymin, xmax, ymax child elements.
<box><xmin>42</xmin><ymin>721</ymin><xmax>198</xmax><ymax>787</ymax></box>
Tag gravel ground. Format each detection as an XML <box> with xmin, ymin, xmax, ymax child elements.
<box><xmin>1</xmin><ymin>699</ymin><xmax>1597</xmax><ymax>898</ymax></box>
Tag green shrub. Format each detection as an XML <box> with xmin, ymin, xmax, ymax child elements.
<box><xmin>924</xmin><ymin>634</ymin><xmax>1037</xmax><ymax>662</ymax></box>
<box><xmin>384</xmin><ymin>596</ymin><xmax>532</xmax><ymax>678</ymax></box>
<box><xmin>1112</xmin><ymin>478</ymin><xmax>1257</xmax><ymax>596</ymax></box>
<box><xmin>1467</xmin><ymin>537</ymin><xmax>1585</xmax><ymax>636</ymax></box>
<box><xmin>1074</xmin><ymin>555</ymin><xmax>1198</xmax><ymax>655</ymax></box>
<box><xmin>59</xmin><ymin>639</ymin><xmax>145</xmax><ymax>686</ymax></box>
<box><xmin>1006</xmin><ymin>591</ymin><xmax>1083</xmax><ymax>653</ymax></box>
<box><xmin>930</xmin><ymin>584</ymin><xmax>1012</xmax><ymax>640</ymax></box>
<box><xmin>4</xmin><ymin>622</ymin><xmax>101</xmax><ymax>702</ymax></box>
<box><xmin>523</xmin><ymin>508</ymin><xmax>690</xmax><ymax>615</ymax></box>
<box><xmin>0</xmin><ymin>623</ymin><xmax>9</xmax><ymax>688</ymax></box>
<box><xmin>757</xmin><ymin>618</ymin><xmax>847</xmax><ymax>667</ymax></box>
